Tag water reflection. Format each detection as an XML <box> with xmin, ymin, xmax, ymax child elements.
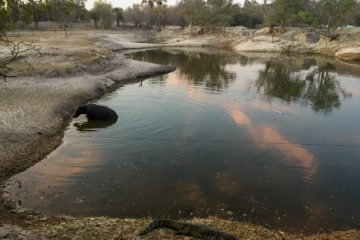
<box><xmin>130</xmin><ymin>49</ymin><xmax>355</xmax><ymax>114</ymax></box>
<box><xmin>74</xmin><ymin>119</ymin><xmax>118</xmax><ymax>132</ymax></box>
<box><xmin>255</xmin><ymin>59</ymin><xmax>352</xmax><ymax>114</ymax></box>
<box><xmin>228</xmin><ymin>107</ymin><xmax>317</xmax><ymax>175</ymax></box>
<box><xmin>304</xmin><ymin>62</ymin><xmax>352</xmax><ymax>114</ymax></box>
<box><xmin>256</xmin><ymin>61</ymin><xmax>306</xmax><ymax>102</ymax></box>
<box><xmin>6</xmin><ymin>49</ymin><xmax>360</xmax><ymax>233</ymax></box>
<box><xmin>128</xmin><ymin>49</ymin><xmax>238</xmax><ymax>92</ymax></box>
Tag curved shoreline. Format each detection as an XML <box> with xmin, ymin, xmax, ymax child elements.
<box><xmin>1</xmin><ymin>30</ymin><xmax>360</xmax><ymax>239</ymax></box>
<box><xmin>0</xmin><ymin>35</ymin><xmax>176</xmax><ymax>222</ymax></box>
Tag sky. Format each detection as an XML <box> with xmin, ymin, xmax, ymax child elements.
<box><xmin>85</xmin><ymin>0</ymin><xmax>247</xmax><ymax>10</ymax></box>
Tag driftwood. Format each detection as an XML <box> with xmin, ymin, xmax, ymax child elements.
<box><xmin>264</xmin><ymin>224</ymin><xmax>288</xmax><ymax>240</ymax></box>
<box><xmin>140</xmin><ymin>219</ymin><xmax>240</xmax><ymax>240</ymax></box>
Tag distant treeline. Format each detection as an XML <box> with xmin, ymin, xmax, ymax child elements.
<box><xmin>1</xmin><ymin>0</ymin><xmax>360</xmax><ymax>32</ymax></box>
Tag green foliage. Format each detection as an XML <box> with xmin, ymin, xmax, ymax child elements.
<box><xmin>6</xmin><ymin>0</ymin><xmax>22</xmax><ymax>29</ymax></box>
<box><xmin>269</xmin><ymin>0</ymin><xmax>306</xmax><ymax>29</ymax></box>
<box><xmin>298</xmin><ymin>11</ymin><xmax>318</xmax><ymax>27</ymax></box>
<box><xmin>142</xmin><ymin>0</ymin><xmax>166</xmax><ymax>8</ymax></box>
<box><xmin>48</xmin><ymin>0</ymin><xmax>76</xmax><ymax>27</ymax></box>
<box><xmin>231</xmin><ymin>1</ymin><xmax>263</xmax><ymax>27</ymax></box>
<box><xmin>113</xmin><ymin>7</ymin><xmax>124</xmax><ymax>26</ymax></box>
<box><xmin>0</xmin><ymin>0</ymin><xmax>36</xmax><ymax>32</ymax></box>
<box><xmin>90</xmin><ymin>0</ymin><xmax>115</xmax><ymax>28</ymax></box>
<box><xmin>61</xmin><ymin>0</ymin><xmax>75</xmax><ymax>16</ymax></box>
<box><xmin>206</xmin><ymin>0</ymin><xmax>235</xmax><ymax>27</ymax></box>
<box><xmin>25</xmin><ymin>0</ymin><xmax>48</xmax><ymax>29</ymax></box>
<box><xmin>355</xmin><ymin>11</ymin><xmax>360</xmax><ymax>26</ymax></box>
<box><xmin>181</xmin><ymin>0</ymin><xmax>206</xmax><ymax>27</ymax></box>
<box><xmin>72</xmin><ymin>0</ymin><xmax>87</xmax><ymax>21</ymax></box>
<box><xmin>1</xmin><ymin>0</ymin><xmax>360</xmax><ymax>33</ymax></box>
<box><xmin>0</xmin><ymin>0</ymin><xmax>8</xmax><ymax>33</ymax></box>
<box><xmin>179</xmin><ymin>0</ymin><xmax>236</xmax><ymax>29</ymax></box>
<box><xmin>319</xmin><ymin>0</ymin><xmax>357</xmax><ymax>32</ymax></box>
<box><xmin>166</xmin><ymin>3</ymin><xmax>187</xmax><ymax>27</ymax></box>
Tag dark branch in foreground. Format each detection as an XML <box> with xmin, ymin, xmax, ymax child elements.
<box><xmin>140</xmin><ymin>219</ymin><xmax>240</xmax><ymax>240</ymax></box>
<box><xmin>265</xmin><ymin>224</ymin><xmax>288</xmax><ymax>240</ymax></box>
<box><xmin>0</xmin><ymin>33</ymin><xmax>41</xmax><ymax>81</ymax></box>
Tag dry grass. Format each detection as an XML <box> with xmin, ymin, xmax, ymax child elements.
<box><xmin>27</xmin><ymin>217</ymin><xmax>360</xmax><ymax>240</ymax></box>
<box><xmin>1</xmin><ymin>30</ymin><xmax>112</xmax><ymax>77</ymax></box>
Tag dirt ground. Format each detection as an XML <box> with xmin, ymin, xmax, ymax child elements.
<box><xmin>1</xmin><ymin>28</ymin><xmax>360</xmax><ymax>239</ymax></box>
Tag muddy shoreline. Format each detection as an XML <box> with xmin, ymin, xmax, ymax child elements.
<box><xmin>1</xmin><ymin>30</ymin><xmax>360</xmax><ymax>239</ymax></box>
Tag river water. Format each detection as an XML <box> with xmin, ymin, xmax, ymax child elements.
<box><xmin>6</xmin><ymin>48</ymin><xmax>360</xmax><ymax>232</ymax></box>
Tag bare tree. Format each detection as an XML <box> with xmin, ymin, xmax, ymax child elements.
<box><xmin>0</xmin><ymin>33</ymin><xmax>40</xmax><ymax>81</ymax></box>
<box><xmin>0</xmin><ymin>0</ymin><xmax>41</xmax><ymax>81</ymax></box>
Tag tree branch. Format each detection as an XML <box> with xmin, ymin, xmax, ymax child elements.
<box><xmin>0</xmin><ymin>33</ymin><xmax>41</xmax><ymax>81</ymax></box>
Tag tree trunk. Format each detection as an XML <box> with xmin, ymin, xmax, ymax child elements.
<box><xmin>65</xmin><ymin>15</ymin><xmax>68</xmax><ymax>28</ymax></box>
<box><xmin>64</xmin><ymin>26</ymin><xmax>68</xmax><ymax>39</ymax></box>
<box><xmin>189</xmin><ymin>21</ymin><xmax>192</xmax><ymax>39</ymax></box>
<box><xmin>280</xmin><ymin>18</ymin><xmax>285</xmax><ymax>32</ymax></box>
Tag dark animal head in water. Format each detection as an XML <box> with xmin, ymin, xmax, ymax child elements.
<box><xmin>72</xmin><ymin>105</ymin><xmax>88</xmax><ymax>118</ymax></box>
<box><xmin>72</xmin><ymin>104</ymin><xmax>118</xmax><ymax>121</ymax></box>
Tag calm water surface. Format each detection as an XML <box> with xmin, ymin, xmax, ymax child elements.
<box><xmin>7</xmin><ymin>49</ymin><xmax>360</xmax><ymax>232</ymax></box>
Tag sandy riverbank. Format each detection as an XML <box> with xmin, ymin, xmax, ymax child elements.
<box><xmin>1</xmin><ymin>29</ymin><xmax>360</xmax><ymax>239</ymax></box>
<box><xmin>155</xmin><ymin>25</ymin><xmax>360</xmax><ymax>61</ymax></box>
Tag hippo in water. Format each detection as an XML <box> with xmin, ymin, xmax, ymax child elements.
<box><xmin>73</xmin><ymin>104</ymin><xmax>118</xmax><ymax>120</ymax></box>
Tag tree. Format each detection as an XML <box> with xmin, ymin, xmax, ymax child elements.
<box><xmin>180</xmin><ymin>0</ymin><xmax>206</xmax><ymax>37</ymax></box>
<box><xmin>166</xmin><ymin>3</ymin><xmax>187</xmax><ymax>27</ymax></box>
<box><xmin>49</xmin><ymin>0</ymin><xmax>76</xmax><ymax>38</ymax></box>
<box><xmin>298</xmin><ymin>10</ymin><xmax>319</xmax><ymax>27</ymax></box>
<box><xmin>72</xmin><ymin>0</ymin><xmax>87</xmax><ymax>22</ymax></box>
<box><xmin>260</xmin><ymin>0</ymin><xmax>276</xmax><ymax>27</ymax></box>
<box><xmin>146</xmin><ymin>4</ymin><xmax>169</xmax><ymax>27</ymax></box>
<box><xmin>124</xmin><ymin>4</ymin><xmax>145</xmax><ymax>28</ymax></box>
<box><xmin>25</xmin><ymin>0</ymin><xmax>48</xmax><ymax>29</ymax></box>
<box><xmin>268</xmin><ymin>0</ymin><xmax>306</xmax><ymax>30</ymax></box>
<box><xmin>54</xmin><ymin>0</ymin><xmax>75</xmax><ymax>38</ymax></box>
<box><xmin>90</xmin><ymin>0</ymin><xmax>115</xmax><ymax>29</ymax></box>
<box><xmin>142</xmin><ymin>0</ymin><xmax>167</xmax><ymax>28</ymax></box>
<box><xmin>354</xmin><ymin>2</ymin><xmax>360</xmax><ymax>26</ymax></box>
<box><xmin>113</xmin><ymin>7</ymin><xmax>124</xmax><ymax>27</ymax></box>
<box><xmin>0</xmin><ymin>0</ymin><xmax>38</xmax><ymax>80</ymax></box>
<box><xmin>355</xmin><ymin>11</ymin><xmax>360</xmax><ymax>26</ymax></box>
<box><xmin>89</xmin><ymin>8</ymin><xmax>99</xmax><ymax>28</ymax></box>
<box><xmin>231</xmin><ymin>1</ymin><xmax>263</xmax><ymax>27</ymax></box>
<box><xmin>319</xmin><ymin>0</ymin><xmax>357</xmax><ymax>33</ymax></box>
<box><xmin>142</xmin><ymin>0</ymin><xmax>164</xmax><ymax>8</ymax></box>
<box><xmin>206</xmin><ymin>0</ymin><xmax>235</xmax><ymax>28</ymax></box>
